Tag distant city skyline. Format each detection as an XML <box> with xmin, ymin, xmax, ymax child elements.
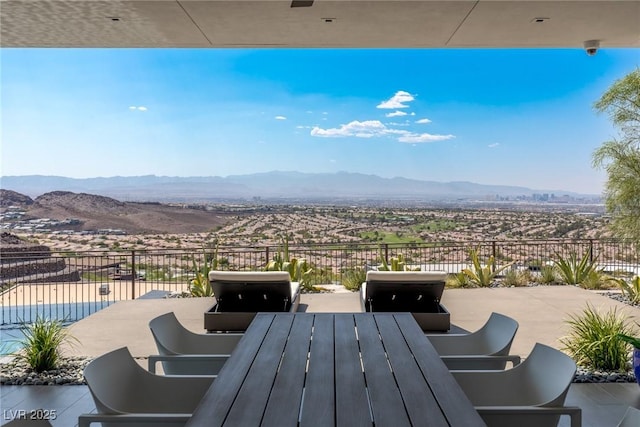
<box><xmin>1</xmin><ymin>48</ymin><xmax>638</xmax><ymax>194</ymax></box>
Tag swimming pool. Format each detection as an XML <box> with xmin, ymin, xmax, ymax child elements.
<box><xmin>0</xmin><ymin>301</ymin><xmax>113</xmax><ymax>355</ymax></box>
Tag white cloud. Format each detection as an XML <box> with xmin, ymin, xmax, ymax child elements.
<box><xmin>129</xmin><ymin>106</ymin><xmax>148</xmax><ymax>111</ymax></box>
<box><xmin>322</xmin><ymin>112</ymin><xmax>328</xmax><ymax>115</ymax></box>
<box><xmin>275</xmin><ymin>115</ymin><xmax>287</xmax><ymax>120</ymax></box>
<box><xmin>330</xmin><ymin>159</ymin><xmax>337</xmax><ymax>163</ymax></box>
<box><xmin>410</xmin><ymin>112</ymin><xmax>416</xmax><ymax>116</ymax></box>
<box><xmin>376</xmin><ymin>91</ymin><xmax>415</xmax><ymax>109</ymax></box>
<box><xmin>385</xmin><ymin>110</ymin><xmax>407</xmax><ymax>118</ymax></box>
<box><xmin>416</xmin><ymin>118</ymin><xmax>432</xmax><ymax>124</ymax></box>
<box><xmin>397</xmin><ymin>132</ymin><xmax>455</xmax><ymax>143</ymax></box>
<box><xmin>311</xmin><ymin>120</ymin><xmax>454</xmax><ymax>144</ymax></box>
<box><xmin>311</xmin><ymin>120</ymin><xmax>388</xmax><ymax>138</ymax></box>
<box><xmin>488</xmin><ymin>143</ymin><xmax>500</xmax><ymax>148</ymax></box>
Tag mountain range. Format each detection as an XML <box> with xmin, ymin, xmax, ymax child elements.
<box><xmin>0</xmin><ymin>172</ymin><xmax>598</xmax><ymax>202</ymax></box>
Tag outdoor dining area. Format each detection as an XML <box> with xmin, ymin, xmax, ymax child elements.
<box><xmin>3</xmin><ymin>270</ymin><xmax>640</xmax><ymax>427</ymax></box>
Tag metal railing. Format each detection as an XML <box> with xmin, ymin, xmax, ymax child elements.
<box><xmin>1</xmin><ymin>239</ymin><xmax>638</xmax><ymax>325</ymax></box>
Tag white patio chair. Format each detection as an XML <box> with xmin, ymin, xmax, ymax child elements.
<box><xmin>78</xmin><ymin>347</ymin><xmax>214</xmax><ymax>427</ymax></box>
<box><xmin>148</xmin><ymin>311</ymin><xmax>242</xmax><ymax>375</ymax></box>
<box><xmin>426</xmin><ymin>312</ymin><xmax>521</xmax><ymax>370</ymax></box>
<box><xmin>451</xmin><ymin>342</ymin><xmax>581</xmax><ymax>427</ymax></box>
<box><xmin>617</xmin><ymin>406</ymin><xmax>640</xmax><ymax>427</ymax></box>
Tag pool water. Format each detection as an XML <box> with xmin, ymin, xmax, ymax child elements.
<box><xmin>0</xmin><ymin>301</ymin><xmax>113</xmax><ymax>355</ymax></box>
<box><xmin>0</xmin><ymin>328</ymin><xmax>24</xmax><ymax>355</ymax></box>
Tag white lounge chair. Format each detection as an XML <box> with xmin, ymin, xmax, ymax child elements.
<box><xmin>426</xmin><ymin>312</ymin><xmax>521</xmax><ymax>370</ymax></box>
<box><xmin>205</xmin><ymin>271</ymin><xmax>300</xmax><ymax>331</ymax></box>
<box><xmin>78</xmin><ymin>347</ymin><xmax>214</xmax><ymax>427</ymax></box>
<box><xmin>360</xmin><ymin>270</ymin><xmax>450</xmax><ymax>331</ymax></box>
<box><xmin>451</xmin><ymin>343</ymin><xmax>581</xmax><ymax>427</ymax></box>
<box><xmin>148</xmin><ymin>311</ymin><xmax>242</xmax><ymax>375</ymax></box>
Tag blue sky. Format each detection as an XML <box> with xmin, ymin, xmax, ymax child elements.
<box><xmin>1</xmin><ymin>48</ymin><xmax>638</xmax><ymax>194</ymax></box>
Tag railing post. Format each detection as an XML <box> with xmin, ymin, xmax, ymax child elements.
<box><xmin>589</xmin><ymin>239</ymin><xmax>594</xmax><ymax>264</ymax></box>
<box><xmin>492</xmin><ymin>241</ymin><xmax>497</xmax><ymax>273</ymax></box>
<box><xmin>384</xmin><ymin>244</ymin><xmax>389</xmax><ymax>264</ymax></box>
<box><xmin>131</xmin><ymin>250</ymin><xmax>136</xmax><ymax>300</ymax></box>
<box><xmin>265</xmin><ymin>246</ymin><xmax>270</xmax><ymax>265</ymax></box>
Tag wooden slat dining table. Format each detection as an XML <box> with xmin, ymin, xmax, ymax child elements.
<box><xmin>185</xmin><ymin>312</ymin><xmax>486</xmax><ymax>427</ymax></box>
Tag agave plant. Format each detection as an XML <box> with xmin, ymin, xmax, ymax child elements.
<box><xmin>189</xmin><ymin>244</ymin><xmax>219</xmax><ymax>297</ymax></box>
<box><xmin>553</xmin><ymin>250</ymin><xmax>601</xmax><ymax>286</ymax></box>
<box><xmin>612</xmin><ymin>276</ymin><xmax>640</xmax><ymax>304</ymax></box>
<box><xmin>265</xmin><ymin>236</ymin><xmax>315</xmax><ymax>291</ymax></box>
<box><xmin>461</xmin><ymin>248</ymin><xmax>514</xmax><ymax>287</ymax></box>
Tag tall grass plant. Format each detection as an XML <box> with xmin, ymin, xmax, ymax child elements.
<box><xmin>560</xmin><ymin>305</ymin><xmax>634</xmax><ymax>372</ymax></box>
<box><xmin>14</xmin><ymin>317</ymin><xmax>78</xmax><ymax>372</ymax></box>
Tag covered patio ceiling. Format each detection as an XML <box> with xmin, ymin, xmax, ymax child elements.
<box><xmin>1</xmin><ymin>0</ymin><xmax>639</xmax><ymax>49</ymax></box>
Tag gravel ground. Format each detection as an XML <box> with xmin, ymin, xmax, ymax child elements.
<box><xmin>1</xmin><ymin>356</ymin><xmax>636</xmax><ymax>385</ymax></box>
<box><xmin>0</xmin><ymin>357</ymin><xmax>89</xmax><ymax>385</ymax></box>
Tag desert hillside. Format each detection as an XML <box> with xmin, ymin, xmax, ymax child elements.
<box><xmin>2</xmin><ymin>190</ymin><xmax>233</xmax><ymax>234</ymax></box>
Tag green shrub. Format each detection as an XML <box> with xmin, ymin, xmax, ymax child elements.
<box><xmin>342</xmin><ymin>268</ymin><xmax>367</xmax><ymax>291</ymax></box>
<box><xmin>560</xmin><ymin>305</ymin><xmax>634</xmax><ymax>372</ymax></box>
<box><xmin>502</xmin><ymin>269</ymin><xmax>527</xmax><ymax>287</ymax></box>
<box><xmin>447</xmin><ymin>272</ymin><xmax>471</xmax><ymax>288</ymax></box>
<box><xmin>579</xmin><ymin>270</ymin><xmax>609</xmax><ymax>290</ymax></box>
<box><xmin>14</xmin><ymin>317</ymin><xmax>78</xmax><ymax>372</ymax></box>
<box><xmin>461</xmin><ymin>248</ymin><xmax>514</xmax><ymax>287</ymax></box>
<box><xmin>538</xmin><ymin>265</ymin><xmax>558</xmax><ymax>284</ymax></box>
<box><xmin>302</xmin><ymin>266</ymin><xmax>334</xmax><ymax>289</ymax></box>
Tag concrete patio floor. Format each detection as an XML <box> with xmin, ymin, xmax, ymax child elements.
<box><xmin>65</xmin><ymin>285</ymin><xmax>640</xmax><ymax>359</ymax></box>
<box><xmin>1</xmin><ymin>285</ymin><xmax>639</xmax><ymax>427</ymax></box>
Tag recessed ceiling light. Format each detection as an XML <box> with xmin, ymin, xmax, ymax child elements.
<box><xmin>291</xmin><ymin>0</ymin><xmax>314</xmax><ymax>7</ymax></box>
<box><xmin>322</xmin><ymin>18</ymin><xmax>336</xmax><ymax>23</ymax></box>
<box><xmin>107</xmin><ymin>17</ymin><xmax>121</xmax><ymax>22</ymax></box>
<box><xmin>531</xmin><ymin>17</ymin><xmax>550</xmax><ymax>23</ymax></box>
